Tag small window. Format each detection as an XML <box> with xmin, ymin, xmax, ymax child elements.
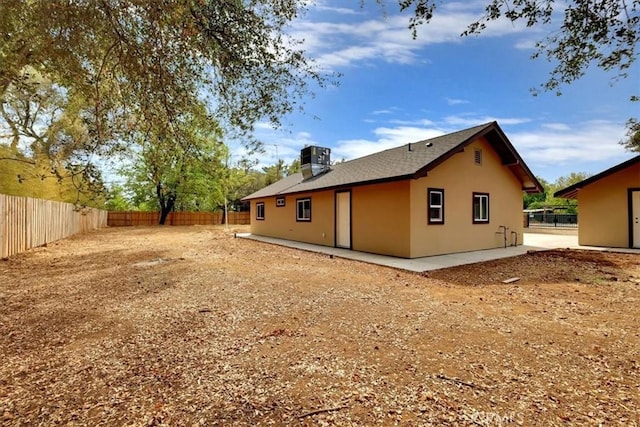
<box><xmin>473</xmin><ymin>193</ymin><xmax>489</xmax><ymax>223</ymax></box>
<box><xmin>427</xmin><ymin>188</ymin><xmax>444</xmax><ymax>224</ymax></box>
<box><xmin>256</xmin><ymin>202</ymin><xmax>265</xmax><ymax>220</ymax></box>
<box><xmin>276</xmin><ymin>197</ymin><xmax>285</xmax><ymax>207</ymax></box>
<box><xmin>474</xmin><ymin>148</ymin><xmax>482</xmax><ymax>165</ymax></box>
<box><xmin>296</xmin><ymin>198</ymin><xmax>311</xmax><ymax>221</ymax></box>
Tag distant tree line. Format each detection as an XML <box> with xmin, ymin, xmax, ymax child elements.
<box><xmin>105</xmin><ymin>158</ymin><xmax>302</xmax><ymax>214</ymax></box>
<box><xmin>523</xmin><ymin>172</ymin><xmax>590</xmax><ymax>214</ymax></box>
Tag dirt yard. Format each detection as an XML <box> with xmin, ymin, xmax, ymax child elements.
<box><xmin>1</xmin><ymin>226</ymin><xmax>639</xmax><ymax>426</ymax></box>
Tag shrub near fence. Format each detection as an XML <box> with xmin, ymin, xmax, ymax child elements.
<box><xmin>107</xmin><ymin>211</ymin><xmax>250</xmax><ymax>226</ymax></box>
<box><xmin>0</xmin><ymin>194</ymin><xmax>108</xmax><ymax>258</ymax></box>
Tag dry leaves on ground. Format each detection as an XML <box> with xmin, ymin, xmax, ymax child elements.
<box><xmin>1</xmin><ymin>226</ymin><xmax>639</xmax><ymax>426</ymax></box>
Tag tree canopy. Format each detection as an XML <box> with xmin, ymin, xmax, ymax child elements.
<box><xmin>1</xmin><ymin>1</ymin><xmax>323</xmax><ymax>133</ymax></box>
<box><xmin>1</xmin><ymin>0</ymin><xmax>326</xmax><ymax>205</ymax></box>
<box><xmin>0</xmin><ymin>67</ymin><xmax>105</xmax><ymax>205</ymax></box>
<box><xmin>621</xmin><ymin>118</ymin><xmax>640</xmax><ymax>151</ymax></box>
<box><xmin>120</xmin><ymin>102</ymin><xmax>226</xmax><ymax>223</ymax></box>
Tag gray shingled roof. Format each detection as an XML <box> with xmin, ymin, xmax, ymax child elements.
<box><xmin>243</xmin><ymin>122</ymin><xmax>542</xmax><ymax>200</ymax></box>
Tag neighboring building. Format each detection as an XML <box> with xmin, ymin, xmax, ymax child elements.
<box><xmin>555</xmin><ymin>155</ymin><xmax>640</xmax><ymax>248</ymax></box>
<box><xmin>243</xmin><ymin>122</ymin><xmax>542</xmax><ymax>258</ymax></box>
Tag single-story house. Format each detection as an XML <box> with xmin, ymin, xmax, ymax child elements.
<box><xmin>243</xmin><ymin>121</ymin><xmax>542</xmax><ymax>258</ymax></box>
<box><xmin>555</xmin><ymin>155</ymin><xmax>640</xmax><ymax>248</ymax></box>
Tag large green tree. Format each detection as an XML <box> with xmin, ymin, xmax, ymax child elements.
<box><xmin>122</xmin><ymin>104</ymin><xmax>225</xmax><ymax>224</ymax></box>
<box><xmin>1</xmin><ymin>0</ymin><xmax>326</xmax><ymax>200</ymax></box>
<box><xmin>0</xmin><ymin>67</ymin><xmax>106</xmax><ymax>205</ymax></box>
<box><xmin>1</xmin><ymin>1</ymin><xmax>328</xmax><ymax>212</ymax></box>
<box><xmin>1</xmin><ymin>1</ymin><xmax>323</xmax><ymax>132</ymax></box>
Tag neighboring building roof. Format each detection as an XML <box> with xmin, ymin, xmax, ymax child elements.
<box><xmin>554</xmin><ymin>155</ymin><xmax>640</xmax><ymax>199</ymax></box>
<box><xmin>244</xmin><ymin>121</ymin><xmax>543</xmax><ymax>200</ymax></box>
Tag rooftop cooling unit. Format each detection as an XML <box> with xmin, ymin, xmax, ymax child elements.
<box><xmin>300</xmin><ymin>146</ymin><xmax>331</xmax><ymax>180</ymax></box>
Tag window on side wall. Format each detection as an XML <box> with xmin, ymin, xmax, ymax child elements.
<box><xmin>296</xmin><ymin>198</ymin><xmax>311</xmax><ymax>221</ymax></box>
<box><xmin>472</xmin><ymin>192</ymin><xmax>489</xmax><ymax>223</ymax></box>
<box><xmin>427</xmin><ymin>188</ymin><xmax>444</xmax><ymax>224</ymax></box>
<box><xmin>256</xmin><ymin>202</ymin><xmax>265</xmax><ymax>220</ymax></box>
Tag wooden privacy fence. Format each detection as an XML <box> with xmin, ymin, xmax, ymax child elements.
<box><xmin>0</xmin><ymin>194</ymin><xmax>108</xmax><ymax>258</ymax></box>
<box><xmin>107</xmin><ymin>211</ymin><xmax>250</xmax><ymax>226</ymax></box>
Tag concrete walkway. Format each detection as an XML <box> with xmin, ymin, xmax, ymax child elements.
<box><xmin>237</xmin><ymin>232</ymin><xmax>638</xmax><ymax>273</ymax></box>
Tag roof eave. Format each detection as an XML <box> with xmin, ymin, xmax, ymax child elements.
<box><xmin>554</xmin><ymin>155</ymin><xmax>640</xmax><ymax>199</ymax></box>
<box><xmin>413</xmin><ymin>123</ymin><xmax>496</xmax><ymax>178</ymax></box>
<box><xmin>415</xmin><ymin>121</ymin><xmax>544</xmax><ymax>193</ymax></box>
<box><xmin>485</xmin><ymin>125</ymin><xmax>544</xmax><ymax>194</ymax></box>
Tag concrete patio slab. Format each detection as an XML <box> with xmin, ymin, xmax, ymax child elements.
<box><xmin>237</xmin><ymin>232</ymin><xmax>638</xmax><ymax>273</ymax></box>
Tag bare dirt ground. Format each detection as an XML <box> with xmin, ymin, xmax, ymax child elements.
<box><xmin>1</xmin><ymin>226</ymin><xmax>639</xmax><ymax>426</ymax></box>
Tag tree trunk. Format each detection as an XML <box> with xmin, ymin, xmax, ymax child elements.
<box><xmin>159</xmin><ymin>205</ymin><xmax>172</xmax><ymax>225</ymax></box>
<box><xmin>157</xmin><ymin>184</ymin><xmax>176</xmax><ymax>225</ymax></box>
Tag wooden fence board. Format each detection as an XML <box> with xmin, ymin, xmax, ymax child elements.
<box><xmin>0</xmin><ymin>194</ymin><xmax>108</xmax><ymax>258</ymax></box>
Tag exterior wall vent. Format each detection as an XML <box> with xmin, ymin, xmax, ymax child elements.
<box><xmin>300</xmin><ymin>146</ymin><xmax>331</xmax><ymax>180</ymax></box>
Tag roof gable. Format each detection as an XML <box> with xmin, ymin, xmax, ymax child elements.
<box><xmin>244</xmin><ymin>122</ymin><xmax>543</xmax><ymax>200</ymax></box>
<box><xmin>554</xmin><ymin>155</ymin><xmax>640</xmax><ymax>199</ymax></box>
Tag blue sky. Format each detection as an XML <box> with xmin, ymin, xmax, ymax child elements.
<box><xmin>231</xmin><ymin>0</ymin><xmax>639</xmax><ymax>184</ymax></box>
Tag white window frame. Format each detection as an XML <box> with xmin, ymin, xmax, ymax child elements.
<box><xmin>296</xmin><ymin>198</ymin><xmax>311</xmax><ymax>222</ymax></box>
<box><xmin>256</xmin><ymin>202</ymin><xmax>265</xmax><ymax>220</ymax></box>
<box><xmin>473</xmin><ymin>193</ymin><xmax>489</xmax><ymax>223</ymax></box>
<box><xmin>427</xmin><ymin>188</ymin><xmax>444</xmax><ymax>224</ymax></box>
<box><xmin>276</xmin><ymin>197</ymin><xmax>286</xmax><ymax>207</ymax></box>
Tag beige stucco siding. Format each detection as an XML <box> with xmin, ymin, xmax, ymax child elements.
<box><xmin>249</xmin><ymin>190</ymin><xmax>335</xmax><ymax>247</ymax></box>
<box><xmin>576</xmin><ymin>163</ymin><xmax>640</xmax><ymax>247</ymax></box>
<box><xmin>351</xmin><ymin>180</ymin><xmax>411</xmax><ymax>257</ymax></box>
<box><xmin>409</xmin><ymin>138</ymin><xmax>525</xmax><ymax>257</ymax></box>
<box><xmin>249</xmin><ymin>137</ymin><xmax>529</xmax><ymax>258</ymax></box>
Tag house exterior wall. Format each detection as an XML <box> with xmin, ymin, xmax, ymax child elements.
<box><xmin>351</xmin><ymin>180</ymin><xmax>411</xmax><ymax>257</ymax></box>
<box><xmin>409</xmin><ymin>137</ymin><xmax>525</xmax><ymax>257</ymax></box>
<box><xmin>249</xmin><ymin>138</ymin><xmax>528</xmax><ymax>258</ymax></box>
<box><xmin>249</xmin><ymin>190</ymin><xmax>335</xmax><ymax>247</ymax></box>
<box><xmin>249</xmin><ymin>180</ymin><xmax>412</xmax><ymax>257</ymax></box>
<box><xmin>576</xmin><ymin>163</ymin><xmax>640</xmax><ymax>247</ymax></box>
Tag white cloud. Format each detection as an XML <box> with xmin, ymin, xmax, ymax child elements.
<box><xmin>313</xmin><ymin>4</ymin><xmax>361</xmax><ymax>15</ymax></box>
<box><xmin>514</xmin><ymin>37</ymin><xmax>538</xmax><ymax>50</ymax></box>
<box><xmin>541</xmin><ymin>122</ymin><xmax>571</xmax><ymax>131</ymax></box>
<box><xmin>372</xmin><ymin>108</ymin><xmax>397</xmax><ymax>115</ymax></box>
<box><xmin>443</xmin><ymin>115</ymin><xmax>532</xmax><ymax>126</ymax></box>
<box><xmin>292</xmin><ymin>5</ymin><xmax>530</xmax><ymax>70</ymax></box>
<box><xmin>253</xmin><ymin>121</ymin><xmax>277</xmax><ymax>130</ymax></box>
<box><xmin>239</xmin><ymin>114</ymin><xmax>630</xmax><ymax>178</ymax></box>
<box><xmin>509</xmin><ymin>120</ymin><xmax>629</xmax><ymax>166</ymax></box>
<box><xmin>333</xmin><ymin>125</ymin><xmax>445</xmax><ymax>160</ymax></box>
<box><xmin>389</xmin><ymin>118</ymin><xmax>436</xmax><ymax>126</ymax></box>
<box><xmin>329</xmin><ymin>118</ymin><xmax>630</xmax><ymax>171</ymax></box>
<box><xmin>445</xmin><ymin>97</ymin><xmax>470</xmax><ymax>106</ymax></box>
